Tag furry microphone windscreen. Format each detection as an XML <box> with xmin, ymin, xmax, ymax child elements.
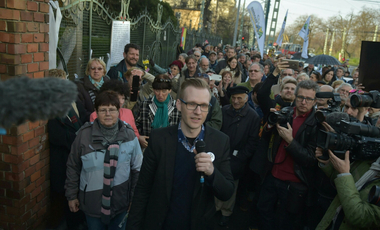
<box><xmin>0</xmin><ymin>77</ymin><xmax>78</xmax><ymax>128</ymax></box>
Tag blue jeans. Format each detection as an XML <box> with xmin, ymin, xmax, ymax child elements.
<box><xmin>85</xmin><ymin>211</ymin><xmax>127</xmax><ymax>230</ymax></box>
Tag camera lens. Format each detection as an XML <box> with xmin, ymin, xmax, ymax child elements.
<box><xmin>350</xmin><ymin>94</ymin><xmax>373</xmax><ymax>107</ymax></box>
<box><xmin>268</xmin><ymin>112</ymin><xmax>278</xmax><ymax>125</ymax></box>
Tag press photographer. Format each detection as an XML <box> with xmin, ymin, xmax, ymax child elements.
<box><xmin>257</xmin><ymin>80</ymin><xmax>320</xmax><ymax>230</ymax></box>
<box><xmin>315</xmin><ymin>119</ymin><xmax>380</xmax><ymax>230</ymax></box>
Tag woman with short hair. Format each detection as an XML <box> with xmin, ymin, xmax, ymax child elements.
<box><xmin>135</xmin><ymin>74</ymin><xmax>181</xmax><ymax>148</ymax></box>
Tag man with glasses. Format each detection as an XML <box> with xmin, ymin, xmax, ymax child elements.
<box><xmin>127</xmin><ymin>78</ymin><xmax>235</xmax><ymax>230</ymax></box>
<box><xmin>216</xmin><ymin>86</ymin><xmax>260</xmax><ymax>226</ymax></box>
<box><xmin>238</xmin><ymin>62</ymin><xmax>264</xmax><ymax>91</ymax></box>
<box><xmin>257</xmin><ymin>80</ymin><xmax>320</xmax><ymax>230</ymax></box>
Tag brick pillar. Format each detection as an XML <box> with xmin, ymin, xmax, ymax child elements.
<box><xmin>0</xmin><ymin>0</ymin><xmax>50</xmax><ymax>229</ymax></box>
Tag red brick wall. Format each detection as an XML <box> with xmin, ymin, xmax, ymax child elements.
<box><xmin>0</xmin><ymin>0</ymin><xmax>50</xmax><ymax>229</ymax></box>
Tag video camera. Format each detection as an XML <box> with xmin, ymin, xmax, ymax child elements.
<box><xmin>267</xmin><ymin>106</ymin><xmax>293</xmax><ymax>128</ymax></box>
<box><xmin>315</xmin><ymin>92</ymin><xmax>341</xmax><ymax>123</ymax></box>
<box><xmin>317</xmin><ymin>118</ymin><xmax>380</xmax><ymax>161</ymax></box>
<box><xmin>350</xmin><ymin>90</ymin><xmax>380</xmax><ymax>108</ymax></box>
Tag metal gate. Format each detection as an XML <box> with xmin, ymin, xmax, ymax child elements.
<box><xmin>57</xmin><ymin>0</ymin><xmax>222</xmax><ymax>79</ymax></box>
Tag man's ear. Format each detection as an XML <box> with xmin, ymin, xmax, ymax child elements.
<box><xmin>176</xmin><ymin>99</ymin><xmax>182</xmax><ymax>112</ymax></box>
<box><xmin>123</xmin><ymin>52</ymin><xmax>127</xmax><ymax>59</ymax></box>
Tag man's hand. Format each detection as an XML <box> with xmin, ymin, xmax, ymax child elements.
<box><xmin>315</xmin><ymin>147</ymin><xmax>330</xmax><ymax>164</ymax></box>
<box><xmin>328</xmin><ymin>150</ymin><xmax>350</xmax><ymax>174</ymax></box>
<box><xmin>276</xmin><ymin>123</ymin><xmax>293</xmax><ymax>144</ymax></box>
<box><xmin>138</xmin><ymin>135</ymin><xmax>149</xmax><ymax>149</ymax></box>
<box><xmin>273</xmin><ymin>57</ymin><xmax>289</xmax><ymax>76</ymax></box>
<box><xmin>194</xmin><ymin>150</ymin><xmax>214</xmax><ymax>176</ymax></box>
<box><xmin>68</xmin><ymin>199</ymin><xmax>79</xmax><ymax>213</ymax></box>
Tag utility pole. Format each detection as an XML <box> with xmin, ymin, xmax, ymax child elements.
<box><xmin>340</xmin><ymin>27</ymin><xmax>346</xmax><ymax>61</ymax></box>
<box><xmin>199</xmin><ymin>0</ymin><xmax>205</xmax><ymax>32</ymax></box>
<box><xmin>232</xmin><ymin>0</ymin><xmax>241</xmax><ymax>47</ymax></box>
<box><xmin>238</xmin><ymin>0</ymin><xmax>246</xmax><ymax>48</ymax></box>
<box><xmin>323</xmin><ymin>28</ymin><xmax>329</xmax><ymax>55</ymax></box>
<box><xmin>374</xmin><ymin>25</ymin><xmax>378</xmax><ymax>42</ymax></box>
<box><xmin>329</xmin><ymin>30</ymin><xmax>335</xmax><ymax>56</ymax></box>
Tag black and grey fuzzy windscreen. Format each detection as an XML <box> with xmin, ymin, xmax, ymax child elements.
<box><xmin>0</xmin><ymin>77</ymin><xmax>78</xmax><ymax>128</ymax></box>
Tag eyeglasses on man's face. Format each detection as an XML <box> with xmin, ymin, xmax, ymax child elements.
<box><xmin>295</xmin><ymin>95</ymin><xmax>315</xmax><ymax>103</ymax></box>
<box><xmin>179</xmin><ymin>98</ymin><xmax>211</xmax><ymax>112</ymax></box>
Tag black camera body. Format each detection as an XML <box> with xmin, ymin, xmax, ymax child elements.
<box><xmin>350</xmin><ymin>90</ymin><xmax>380</xmax><ymax>108</ymax></box>
<box><xmin>317</xmin><ymin>120</ymin><xmax>380</xmax><ymax>161</ymax></box>
<box><xmin>267</xmin><ymin>106</ymin><xmax>293</xmax><ymax>128</ymax></box>
<box><xmin>315</xmin><ymin>92</ymin><xmax>341</xmax><ymax>123</ymax></box>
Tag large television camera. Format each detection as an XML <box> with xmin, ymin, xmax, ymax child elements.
<box><xmin>316</xmin><ymin>115</ymin><xmax>380</xmax><ymax>161</ymax></box>
<box><xmin>315</xmin><ymin>92</ymin><xmax>341</xmax><ymax>123</ymax></box>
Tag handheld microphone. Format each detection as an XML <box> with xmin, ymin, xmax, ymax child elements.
<box><xmin>195</xmin><ymin>140</ymin><xmax>206</xmax><ymax>184</ymax></box>
<box><xmin>0</xmin><ymin>77</ymin><xmax>78</xmax><ymax>128</ymax></box>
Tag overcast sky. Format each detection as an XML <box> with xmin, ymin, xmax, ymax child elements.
<box><xmin>245</xmin><ymin>0</ymin><xmax>380</xmax><ymax>33</ymax></box>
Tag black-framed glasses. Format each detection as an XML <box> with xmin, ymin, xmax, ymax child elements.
<box><xmin>179</xmin><ymin>98</ymin><xmax>211</xmax><ymax>112</ymax></box>
<box><xmin>295</xmin><ymin>95</ymin><xmax>315</xmax><ymax>103</ymax></box>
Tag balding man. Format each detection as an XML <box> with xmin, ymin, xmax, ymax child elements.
<box><xmin>316</xmin><ymin>85</ymin><xmax>334</xmax><ymax>109</ymax></box>
<box><xmin>199</xmin><ymin>57</ymin><xmax>210</xmax><ymax>73</ymax></box>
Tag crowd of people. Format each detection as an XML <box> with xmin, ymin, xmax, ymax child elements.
<box><xmin>47</xmin><ymin>42</ymin><xmax>380</xmax><ymax>230</ymax></box>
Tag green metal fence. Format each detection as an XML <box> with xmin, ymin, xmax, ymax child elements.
<box><xmin>57</xmin><ymin>0</ymin><xmax>222</xmax><ymax>79</ymax></box>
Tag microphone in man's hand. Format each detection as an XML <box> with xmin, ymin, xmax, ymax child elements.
<box><xmin>0</xmin><ymin>76</ymin><xmax>78</xmax><ymax>128</ymax></box>
<box><xmin>195</xmin><ymin>140</ymin><xmax>206</xmax><ymax>184</ymax></box>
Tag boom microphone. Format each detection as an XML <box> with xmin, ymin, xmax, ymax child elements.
<box><xmin>195</xmin><ymin>140</ymin><xmax>206</xmax><ymax>184</ymax></box>
<box><xmin>0</xmin><ymin>77</ymin><xmax>78</xmax><ymax>128</ymax></box>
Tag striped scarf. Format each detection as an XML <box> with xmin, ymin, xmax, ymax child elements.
<box><xmin>101</xmin><ymin>143</ymin><xmax>120</xmax><ymax>224</ymax></box>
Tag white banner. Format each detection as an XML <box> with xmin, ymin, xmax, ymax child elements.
<box><xmin>247</xmin><ymin>1</ymin><xmax>266</xmax><ymax>57</ymax></box>
<box><xmin>48</xmin><ymin>1</ymin><xmax>62</xmax><ymax>70</ymax></box>
<box><xmin>276</xmin><ymin>10</ymin><xmax>288</xmax><ymax>47</ymax></box>
<box><xmin>110</xmin><ymin>21</ymin><xmax>130</xmax><ymax>66</ymax></box>
<box><xmin>299</xmin><ymin>16</ymin><xmax>311</xmax><ymax>59</ymax></box>
<box><xmin>299</xmin><ymin>16</ymin><xmax>311</xmax><ymax>41</ymax></box>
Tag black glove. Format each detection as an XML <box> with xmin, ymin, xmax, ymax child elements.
<box><xmin>149</xmin><ymin>59</ymin><xmax>155</xmax><ymax>67</ymax></box>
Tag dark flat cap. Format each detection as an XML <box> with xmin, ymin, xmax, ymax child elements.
<box><xmin>229</xmin><ymin>86</ymin><xmax>249</xmax><ymax>95</ymax></box>
<box><xmin>317</xmin><ymin>81</ymin><xmax>326</xmax><ymax>85</ymax></box>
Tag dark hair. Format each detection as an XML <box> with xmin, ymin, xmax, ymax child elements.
<box><xmin>311</xmin><ymin>71</ymin><xmax>322</xmax><ymax>81</ymax></box>
<box><xmin>321</xmin><ymin>68</ymin><xmax>336</xmax><ymax>84</ymax></box>
<box><xmin>195</xmin><ymin>43</ymin><xmax>202</xmax><ymax>47</ymax></box>
<box><xmin>227</xmin><ymin>57</ymin><xmax>241</xmax><ymax>78</ymax></box>
<box><xmin>252</xmin><ymin>82</ymin><xmax>264</xmax><ymax>94</ymax></box>
<box><xmin>152</xmin><ymin>74</ymin><xmax>172</xmax><ymax>90</ymax></box>
<box><xmin>95</xmin><ymin>91</ymin><xmax>120</xmax><ymax>111</ymax></box>
<box><xmin>124</xmin><ymin>43</ymin><xmax>140</xmax><ymax>54</ymax></box>
<box><xmin>99</xmin><ymin>80</ymin><xmax>130</xmax><ymax>101</ymax></box>
<box><xmin>251</xmin><ymin>54</ymin><xmax>261</xmax><ymax>60</ymax></box>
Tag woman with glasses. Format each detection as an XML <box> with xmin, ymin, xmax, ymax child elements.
<box><xmin>76</xmin><ymin>58</ymin><xmax>110</xmax><ymax>116</ymax></box>
<box><xmin>65</xmin><ymin>91</ymin><xmax>142</xmax><ymax>230</ymax></box>
<box><xmin>135</xmin><ymin>74</ymin><xmax>181</xmax><ymax>148</ymax></box>
<box><xmin>89</xmin><ymin>80</ymin><xmax>142</xmax><ymax>145</ymax></box>
<box><xmin>219</xmin><ymin>57</ymin><xmax>242</xmax><ymax>84</ymax></box>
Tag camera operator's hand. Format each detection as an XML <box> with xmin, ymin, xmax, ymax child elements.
<box><xmin>276</xmin><ymin>123</ymin><xmax>293</xmax><ymax>144</ymax></box>
<box><xmin>328</xmin><ymin>150</ymin><xmax>350</xmax><ymax>174</ymax></box>
<box><xmin>321</xmin><ymin>121</ymin><xmax>335</xmax><ymax>133</ymax></box>
<box><xmin>315</xmin><ymin>147</ymin><xmax>330</xmax><ymax>165</ymax></box>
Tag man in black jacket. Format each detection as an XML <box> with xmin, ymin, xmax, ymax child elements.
<box><xmin>216</xmin><ymin>86</ymin><xmax>260</xmax><ymax>226</ymax></box>
<box><xmin>107</xmin><ymin>43</ymin><xmax>145</xmax><ymax>82</ymax></box>
<box><xmin>257</xmin><ymin>80</ymin><xmax>319</xmax><ymax>230</ymax></box>
<box><xmin>126</xmin><ymin>78</ymin><xmax>234</xmax><ymax>230</ymax></box>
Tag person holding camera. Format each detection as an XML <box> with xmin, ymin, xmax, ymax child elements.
<box><xmin>257</xmin><ymin>80</ymin><xmax>320</xmax><ymax>230</ymax></box>
<box><xmin>315</xmin><ymin>122</ymin><xmax>380</xmax><ymax>230</ymax></box>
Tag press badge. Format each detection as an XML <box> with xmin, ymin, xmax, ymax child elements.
<box><xmin>233</xmin><ymin>150</ymin><xmax>238</xmax><ymax>157</ymax></box>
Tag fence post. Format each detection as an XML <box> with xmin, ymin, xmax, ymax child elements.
<box><xmin>89</xmin><ymin>0</ymin><xmax>93</xmax><ymax>60</ymax></box>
